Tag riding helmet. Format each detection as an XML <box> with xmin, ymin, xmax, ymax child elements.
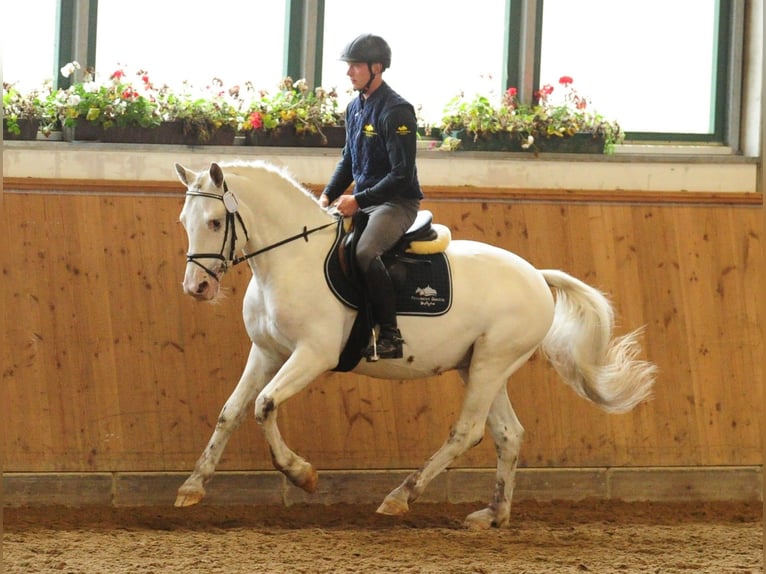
<box><xmin>339</xmin><ymin>34</ymin><xmax>392</xmax><ymax>70</ymax></box>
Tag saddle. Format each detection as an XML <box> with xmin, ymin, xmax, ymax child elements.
<box><xmin>324</xmin><ymin>210</ymin><xmax>453</xmax><ymax>372</ymax></box>
<box><xmin>338</xmin><ymin>210</ymin><xmax>451</xmax><ymax>278</ymax></box>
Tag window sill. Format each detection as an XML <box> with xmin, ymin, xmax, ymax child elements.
<box><xmin>2</xmin><ymin>140</ymin><xmax>760</xmax><ymax>194</ymax></box>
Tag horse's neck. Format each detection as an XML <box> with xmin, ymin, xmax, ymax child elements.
<box><xmin>234</xmin><ymin>169</ymin><xmax>324</xmax><ymax>230</ymax></box>
<box><xmin>234</xmin><ymin>170</ymin><xmax>335</xmax><ymax>274</ymax></box>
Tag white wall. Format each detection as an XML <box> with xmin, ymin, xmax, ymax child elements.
<box><xmin>2</xmin><ymin>143</ymin><xmax>758</xmax><ymax>193</ymax></box>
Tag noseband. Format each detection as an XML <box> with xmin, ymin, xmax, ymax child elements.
<box><xmin>184</xmin><ymin>181</ymin><xmax>338</xmax><ymax>282</ymax></box>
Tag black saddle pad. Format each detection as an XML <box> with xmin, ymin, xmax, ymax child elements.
<box><xmin>324</xmin><ymin>222</ymin><xmax>452</xmax><ymax>317</ymax></box>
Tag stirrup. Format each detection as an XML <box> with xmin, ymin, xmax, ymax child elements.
<box><xmin>363</xmin><ymin>328</ymin><xmax>404</xmax><ymax>362</ymax></box>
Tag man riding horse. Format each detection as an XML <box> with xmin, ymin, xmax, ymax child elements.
<box><xmin>319</xmin><ymin>34</ymin><xmax>423</xmax><ymax>360</ymax></box>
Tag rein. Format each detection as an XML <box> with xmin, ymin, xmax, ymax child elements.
<box><xmin>184</xmin><ymin>181</ymin><xmax>337</xmax><ymax>281</ymax></box>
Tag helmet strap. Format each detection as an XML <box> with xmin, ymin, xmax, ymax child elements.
<box><xmin>360</xmin><ymin>62</ymin><xmax>376</xmax><ymax>94</ymax></box>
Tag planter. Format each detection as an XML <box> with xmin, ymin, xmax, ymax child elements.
<box><xmin>450</xmin><ymin>130</ymin><xmax>606</xmax><ymax>154</ymax></box>
<box><xmin>63</xmin><ymin>120</ymin><xmax>236</xmax><ymax>145</ymax></box>
<box><xmin>62</xmin><ymin>120</ymin><xmax>105</xmax><ymax>142</ymax></box>
<box><xmin>322</xmin><ymin>126</ymin><xmax>346</xmax><ymax>147</ymax></box>
<box><xmin>102</xmin><ymin>122</ymin><xmax>236</xmax><ymax>145</ymax></box>
<box><xmin>418</xmin><ymin>126</ymin><xmax>442</xmax><ymax>140</ymax></box>
<box><xmin>3</xmin><ymin>118</ymin><xmax>40</xmax><ymax>140</ymax></box>
<box><xmin>244</xmin><ymin>125</ymin><xmax>345</xmax><ymax>148</ymax></box>
<box><xmin>451</xmin><ymin>130</ymin><xmax>523</xmax><ymax>152</ymax></box>
<box><xmin>533</xmin><ymin>132</ymin><xmax>606</xmax><ymax>154</ymax></box>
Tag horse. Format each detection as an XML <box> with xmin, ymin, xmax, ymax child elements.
<box><xmin>173</xmin><ymin>160</ymin><xmax>656</xmax><ymax>529</ymax></box>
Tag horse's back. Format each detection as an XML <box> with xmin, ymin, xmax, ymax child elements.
<box><xmin>446</xmin><ymin>239</ymin><xmax>551</xmax><ymax>305</ymax></box>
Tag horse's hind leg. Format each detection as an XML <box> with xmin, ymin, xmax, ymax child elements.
<box><xmin>463</xmin><ymin>386</ymin><xmax>524</xmax><ymax>529</ymax></box>
<box><xmin>376</xmin><ymin>366</ymin><xmax>499</xmax><ymax>517</ymax></box>
<box><xmin>376</xmin><ymin>347</ymin><xmax>534</xmax><ymax>524</ymax></box>
<box><xmin>175</xmin><ymin>344</ymin><xmax>274</xmax><ymax>507</ymax></box>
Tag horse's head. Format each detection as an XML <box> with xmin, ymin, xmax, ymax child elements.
<box><xmin>176</xmin><ymin>162</ymin><xmax>246</xmax><ymax>301</ymax></box>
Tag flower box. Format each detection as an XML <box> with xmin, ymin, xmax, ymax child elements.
<box><xmin>451</xmin><ymin>130</ymin><xmax>523</xmax><ymax>152</ymax></box>
<box><xmin>103</xmin><ymin>122</ymin><xmax>236</xmax><ymax>145</ymax></box>
<box><xmin>62</xmin><ymin>119</ymin><xmax>104</xmax><ymax>141</ymax></box>
<box><xmin>533</xmin><ymin>132</ymin><xmax>605</xmax><ymax>154</ymax></box>
<box><xmin>440</xmin><ymin>76</ymin><xmax>622</xmax><ymax>154</ymax></box>
<box><xmin>3</xmin><ymin>118</ymin><xmax>40</xmax><ymax>140</ymax></box>
<box><xmin>63</xmin><ymin>120</ymin><xmax>236</xmax><ymax>145</ymax></box>
<box><xmin>244</xmin><ymin>125</ymin><xmax>344</xmax><ymax>148</ymax></box>
<box><xmin>451</xmin><ymin>130</ymin><xmax>605</xmax><ymax>153</ymax></box>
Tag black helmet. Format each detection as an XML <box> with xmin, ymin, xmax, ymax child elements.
<box><xmin>340</xmin><ymin>34</ymin><xmax>391</xmax><ymax>70</ymax></box>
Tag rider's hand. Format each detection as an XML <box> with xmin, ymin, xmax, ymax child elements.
<box><xmin>319</xmin><ymin>194</ymin><xmax>330</xmax><ymax>209</ymax></box>
<box><xmin>335</xmin><ymin>195</ymin><xmax>359</xmax><ymax>217</ymax></box>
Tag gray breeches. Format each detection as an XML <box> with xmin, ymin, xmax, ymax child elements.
<box><xmin>356</xmin><ymin>198</ymin><xmax>420</xmax><ymax>273</ymax></box>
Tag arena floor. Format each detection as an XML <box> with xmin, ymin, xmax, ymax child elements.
<box><xmin>5</xmin><ymin>500</ymin><xmax>762</xmax><ymax>573</ymax></box>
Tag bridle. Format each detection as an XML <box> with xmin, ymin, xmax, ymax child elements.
<box><xmin>184</xmin><ymin>181</ymin><xmax>337</xmax><ymax>282</ymax></box>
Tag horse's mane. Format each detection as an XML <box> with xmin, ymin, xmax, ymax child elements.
<box><xmin>218</xmin><ymin>160</ymin><xmax>320</xmax><ymax>206</ymax></box>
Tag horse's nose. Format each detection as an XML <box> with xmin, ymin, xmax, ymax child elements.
<box><xmin>183</xmin><ymin>280</ymin><xmax>212</xmax><ymax>300</ymax></box>
<box><xmin>183</xmin><ymin>276</ymin><xmax>207</xmax><ymax>297</ymax></box>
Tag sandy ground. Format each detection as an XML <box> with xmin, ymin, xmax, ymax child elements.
<box><xmin>4</xmin><ymin>500</ymin><xmax>763</xmax><ymax>573</ymax></box>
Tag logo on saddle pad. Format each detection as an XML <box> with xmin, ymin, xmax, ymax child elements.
<box><xmin>412</xmin><ymin>285</ymin><xmax>446</xmax><ymax>308</ymax></box>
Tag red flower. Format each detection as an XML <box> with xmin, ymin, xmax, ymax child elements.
<box><xmin>121</xmin><ymin>88</ymin><xmax>139</xmax><ymax>100</ymax></box>
<box><xmin>502</xmin><ymin>86</ymin><xmax>519</xmax><ymax>109</ymax></box>
<box><xmin>110</xmin><ymin>69</ymin><xmax>125</xmax><ymax>80</ymax></box>
<box><xmin>534</xmin><ymin>83</ymin><xmax>554</xmax><ymax>102</ymax></box>
<box><xmin>559</xmin><ymin>75</ymin><xmax>573</xmax><ymax>86</ymax></box>
<box><xmin>247</xmin><ymin>111</ymin><xmax>263</xmax><ymax>130</ymax></box>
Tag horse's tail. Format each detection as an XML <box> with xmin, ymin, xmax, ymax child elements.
<box><xmin>539</xmin><ymin>269</ymin><xmax>656</xmax><ymax>414</ymax></box>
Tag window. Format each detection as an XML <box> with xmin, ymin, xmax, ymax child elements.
<box><xmin>540</xmin><ymin>0</ymin><xmax>726</xmax><ymax>137</ymax></box>
<box><xmin>95</xmin><ymin>0</ymin><xmax>287</xmax><ymax>90</ymax></box>
<box><xmin>2</xmin><ymin>0</ymin><xmax>58</xmax><ymax>89</ymax></box>
<box><xmin>322</xmin><ymin>0</ymin><xmax>507</xmax><ymax>126</ymax></box>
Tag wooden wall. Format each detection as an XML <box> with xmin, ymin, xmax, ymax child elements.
<box><xmin>2</xmin><ymin>180</ymin><xmax>762</xmax><ymax>475</ymax></box>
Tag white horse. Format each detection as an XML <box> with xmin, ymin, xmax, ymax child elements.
<box><xmin>174</xmin><ymin>160</ymin><xmax>656</xmax><ymax>529</ymax></box>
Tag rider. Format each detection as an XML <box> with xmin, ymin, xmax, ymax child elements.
<box><xmin>319</xmin><ymin>34</ymin><xmax>423</xmax><ymax>360</ymax></box>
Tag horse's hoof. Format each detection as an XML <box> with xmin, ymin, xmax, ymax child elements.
<box><xmin>376</xmin><ymin>495</ymin><xmax>409</xmax><ymax>516</ymax></box>
<box><xmin>174</xmin><ymin>487</ymin><xmax>205</xmax><ymax>507</ymax></box>
<box><xmin>298</xmin><ymin>466</ymin><xmax>319</xmax><ymax>494</ymax></box>
<box><xmin>463</xmin><ymin>507</ymin><xmax>508</xmax><ymax>530</ymax></box>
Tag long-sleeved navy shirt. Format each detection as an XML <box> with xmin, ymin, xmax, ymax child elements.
<box><xmin>322</xmin><ymin>82</ymin><xmax>423</xmax><ymax>209</ymax></box>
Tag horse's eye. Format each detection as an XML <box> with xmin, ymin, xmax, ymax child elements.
<box><xmin>209</xmin><ymin>219</ymin><xmax>222</xmax><ymax>232</ymax></box>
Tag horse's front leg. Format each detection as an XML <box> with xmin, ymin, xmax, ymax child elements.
<box><xmin>254</xmin><ymin>345</ymin><xmax>336</xmax><ymax>493</ymax></box>
<box><xmin>175</xmin><ymin>344</ymin><xmax>276</xmax><ymax>507</ymax></box>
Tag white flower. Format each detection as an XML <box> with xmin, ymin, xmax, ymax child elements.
<box><xmin>521</xmin><ymin>134</ymin><xmax>534</xmax><ymax>149</ymax></box>
<box><xmin>60</xmin><ymin>61</ymin><xmax>81</xmax><ymax>79</ymax></box>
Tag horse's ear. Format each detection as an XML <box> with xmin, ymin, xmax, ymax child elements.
<box><xmin>209</xmin><ymin>163</ymin><xmax>225</xmax><ymax>188</ymax></box>
<box><xmin>175</xmin><ymin>163</ymin><xmax>190</xmax><ymax>185</ymax></box>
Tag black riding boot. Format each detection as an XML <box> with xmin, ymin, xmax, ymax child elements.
<box><xmin>362</xmin><ymin>256</ymin><xmax>403</xmax><ymax>361</ymax></box>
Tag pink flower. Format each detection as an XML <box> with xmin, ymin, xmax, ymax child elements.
<box><xmin>559</xmin><ymin>75</ymin><xmax>573</xmax><ymax>86</ymax></box>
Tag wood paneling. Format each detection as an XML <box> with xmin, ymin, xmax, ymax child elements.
<box><xmin>2</xmin><ymin>182</ymin><xmax>761</xmax><ymax>474</ymax></box>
